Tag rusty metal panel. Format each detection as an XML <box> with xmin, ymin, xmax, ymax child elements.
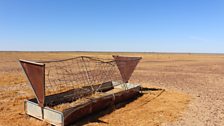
<box><xmin>25</xmin><ymin>83</ymin><xmax>140</xmax><ymax>126</ymax></box>
<box><xmin>63</xmin><ymin>100</ymin><xmax>92</xmax><ymax>126</ymax></box>
<box><xmin>113</xmin><ymin>56</ymin><xmax>142</xmax><ymax>83</ymax></box>
<box><xmin>90</xmin><ymin>94</ymin><xmax>113</xmax><ymax>113</ymax></box>
<box><xmin>114</xmin><ymin>84</ymin><xmax>141</xmax><ymax>104</ymax></box>
<box><xmin>20</xmin><ymin>60</ymin><xmax>45</xmax><ymax>107</ymax></box>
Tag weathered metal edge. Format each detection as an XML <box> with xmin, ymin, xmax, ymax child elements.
<box><xmin>19</xmin><ymin>61</ymin><xmax>43</xmax><ymax>108</ymax></box>
<box><xmin>19</xmin><ymin>59</ymin><xmax>46</xmax><ymax>107</ymax></box>
<box><xmin>25</xmin><ymin>83</ymin><xmax>141</xmax><ymax>126</ymax></box>
<box><xmin>25</xmin><ymin>100</ymin><xmax>64</xmax><ymax>126</ymax></box>
<box><xmin>19</xmin><ymin>59</ymin><xmax>45</xmax><ymax>66</ymax></box>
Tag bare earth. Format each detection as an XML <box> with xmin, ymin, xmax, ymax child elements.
<box><xmin>0</xmin><ymin>52</ymin><xmax>224</xmax><ymax>126</ymax></box>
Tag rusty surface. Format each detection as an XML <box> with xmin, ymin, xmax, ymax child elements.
<box><xmin>20</xmin><ymin>56</ymin><xmax>143</xmax><ymax>126</ymax></box>
<box><xmin>90</xmin><ymin>94</ymin><xmax>114</xmax><ymax>113</ymax></box>
<box><xmin>20</xmin><ymin>60</ymin><xmax>45</xmax><ymax>107</ymax></box>
<box><xmin>44</xmin><ymin>83</ymin><xmax>113</xmax><ymax>107</ymax></box>
<box><xmin>63</xmin><ymin>100</ymin><xmax>92</xmax><ymax>126</ymax></box>
<box><xmin>114</xmin><ymin>86</ymin><xmax>141</xmax><ymax>104</ymax></box>
<box><xmin>113</xmin><ymin>55</ymin><xmax>142</xmax><ymax>83</ymax></box>
<box><xmin>20</xmin><ymin>55</ymin><xmax>142</xmax><ymax>108</ymax></box>
<box><xmin>62</xmin><ymin>86</ymin><xmax>140</xmax><ymax>126</ymax></box>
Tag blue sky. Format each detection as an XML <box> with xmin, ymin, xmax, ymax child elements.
<box><xmin>0</xmin><ymin>0</ymin><xmax>224</xmax><ymax>53</ymax></box>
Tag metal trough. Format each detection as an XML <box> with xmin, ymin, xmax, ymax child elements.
<box><xmin>20</xmin><ymin>55</ymin><xmax>142</xmax><ymax>126</ymax></box>
<box><xmin>25</xmin><ymin>82</ymin><xmax>141</xmax><ymax>126</ymax></box>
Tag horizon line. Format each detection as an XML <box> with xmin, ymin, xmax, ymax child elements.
<box><xmin>0</xmin><ymin>50</ymin><xmax>224</xmax><ymax>55</ymax></box>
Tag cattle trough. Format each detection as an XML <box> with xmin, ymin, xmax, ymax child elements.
<box><xmin>20</xmin><ymin>55</ymin><xmax>142</xmax><ymax>126</ymax></box>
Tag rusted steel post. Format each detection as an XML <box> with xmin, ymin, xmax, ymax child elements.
<box><xmin>20</xmin><ymin>60</ymin><xmax>45</xmax><ymax>107</ymax></box>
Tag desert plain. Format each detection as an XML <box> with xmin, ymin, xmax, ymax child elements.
<box><xmin>0</xmin><ymin>51</ymin><xmax>224</xmax><ymax>126</ymax></box>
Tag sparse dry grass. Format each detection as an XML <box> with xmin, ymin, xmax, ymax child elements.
<box><xmin>2</xmin><ymin>51</ymin><xmax>224</xmax><ymax>125</ymax></box>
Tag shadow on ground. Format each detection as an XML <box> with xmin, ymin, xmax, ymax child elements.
<box><xmin>72</xmin><ymin>87</ymin><xmax>165</xmax><ymax>126</ymax></box>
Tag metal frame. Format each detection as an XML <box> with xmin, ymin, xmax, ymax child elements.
<box><xmin>20</xmin><ymin>55</ymin><xmax>142</xmax><ymax>126</ymax></box>
<box><xmin>24</xmin><ymin>83</ymin><xmax>140</xmax><ymax>126</ymax></box>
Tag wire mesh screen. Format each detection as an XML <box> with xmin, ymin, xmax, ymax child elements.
<box><xmin>40</xmin><ymin>56</ymin><xmax>123</xmax><ymax>95</ymax></box>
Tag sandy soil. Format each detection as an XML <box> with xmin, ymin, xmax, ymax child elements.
<box><xmin>1</xmin><ymin>52</ymin><xmax>224</xmax><ymax>125</ymax></box>
<box><xmin>0</xmin><ymin>83</ymin><xmax>189</xmax><ymax>126</ymax></box>
<box><xmin>131</xmin><ymin>54</ymin><xmax>224</xmax><ymax>126</ymax></box>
